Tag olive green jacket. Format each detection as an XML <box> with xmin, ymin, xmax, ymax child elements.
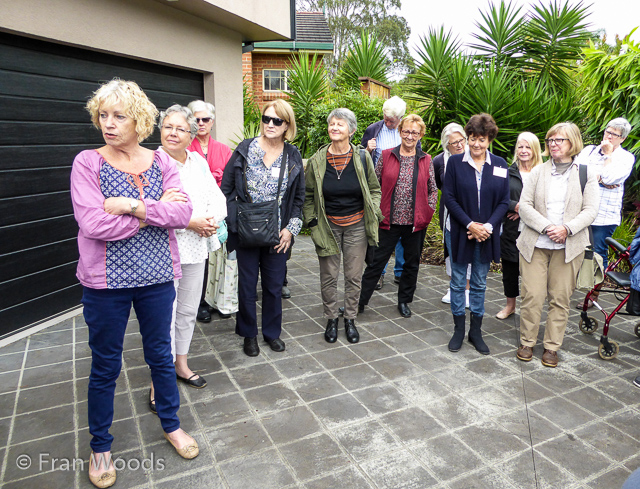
<box><xmin>303</xmin><ymin>143</ymin><xmax>384</xmax><ymax>257</ymax></box>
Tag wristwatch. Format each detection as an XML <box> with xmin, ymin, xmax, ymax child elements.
<box><xmin>130</xmin><ymin>199</ymin><xmax>139</xmax><ymax>215</ymax></box>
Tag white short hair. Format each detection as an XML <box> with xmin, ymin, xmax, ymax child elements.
<box><xmin>382</xmin><ymin>96</ymin><xmax>406</xmax><ymax>119</ymax></box>
<box><xmin>607</xmin><ymin>117</ymin><xmax>632</xmax><ymax>139</ymax></box>
<box><xmin>187</xmin><ymin>100</ymin><xmax>215</xmax><ymax>120</ymax></box>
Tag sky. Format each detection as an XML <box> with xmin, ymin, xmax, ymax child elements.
<box><xmin>399</xmin><ymin>0</ymin><xmax>640</xmax><ymax>59</ymax></box>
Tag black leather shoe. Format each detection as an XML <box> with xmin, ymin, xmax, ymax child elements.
<box><xmin>281</xmin><ymin>286</ymin><xmax>291</xmax><ymax>299</ymax></box>
<box><xmin>218</xmin><ymin>311</ymin><xmax>232</xmax><ymax>319</ymax></box>
<box><xmin>267</xmin><ymin>338</ymin><xmax>286</xmax><ymax>352</ymax></box>
<box><xmin>394</xmin><ymin>275</ymin><xmax>401</xmax><ymax>285</ymax></box>
<box><xmin>243</xmin><ymin>337</ymin><xmax>260</xmax><ymax>357</ymax></box>
<box><xmin>398</xmin><ymin>303</ymin><xmax>411</xmax><ymax>318</ymax></box>
<box><xmin>339</xmin><ymin>304</ymin><xmax>365</xmax><ymax>316</ymax></box>
<box><xmin>148</xmin><ymin>388</ymin><xmax>157</xmax><ymax>415</ymax></box>
<box><xmin>374</xmin><ymin>276</ymin><xmax>384</xmax><ymax>290</ymax></box>
<box><xmin>344</xmin><ymin>318</ymin><xmax>360</xmax><ymax>343</ymax></box>
<box><xmin>196</xmin><ymin>305</ymin><xmax>211</xmax><ymax>323</ymax></box>
<box><xmin>177</xmin><ymin>373</ymin><xmax>207</xmax><ymax>389</ymax></box>
<box><xmin>325</xmin><ymin>318</ymin><xmax>339</xmax><ymax>343</ymax></box>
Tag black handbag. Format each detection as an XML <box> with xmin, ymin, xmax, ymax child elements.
<box><xmin>627</xmin><ymin>288</ymin><xmax>640</xmax><ymax>316</ymax></box>
<box><xmin>236</xmin><ymin>150</ymin><xmax>287</xmax><ymax>248</ymax></box>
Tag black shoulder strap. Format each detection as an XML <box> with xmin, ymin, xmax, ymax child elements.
<box><xmin>579</xmin><ymin>164</ymin><xmax>587</xmax><ymax>194</ymax></box>
<box><xmin>360</xmin><ymin>148</ymin><xmax>368</xmax><ymax>180</ymax></box>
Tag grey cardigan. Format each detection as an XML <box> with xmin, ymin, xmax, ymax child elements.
<box><xmin>516</xmin><ymin>161</ymin><xmax>598</xmax><ymax>263</ymax></box>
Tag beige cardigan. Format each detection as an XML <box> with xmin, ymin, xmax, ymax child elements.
<box><xmin>516</xmin><ymin>161</ymin><xmax>598</xmax><ymax>263</ymax></box>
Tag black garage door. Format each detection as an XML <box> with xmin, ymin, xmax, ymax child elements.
<box><xmin>0</xmin><ymin>31</ymin><xmax>205</xmax><ymax>338</ymax></box>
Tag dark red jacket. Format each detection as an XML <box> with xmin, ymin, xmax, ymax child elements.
<box><xmin>379</xmin><ymin>146</ymin><xmax>435</xmax><ymax>232</ymax></box>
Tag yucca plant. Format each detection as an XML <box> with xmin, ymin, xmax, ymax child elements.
<box><xmin>286</xmin><ymin>52</ymin><xmax>328</xmax><ymax>157</ymax></box>
<box><xmin>338</xmin><ymin>30</ymin><xmax>391</xmax><ymax>89</ymax></box>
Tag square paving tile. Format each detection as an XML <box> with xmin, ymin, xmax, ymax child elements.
<box><xmin>361</xmin><ymin>450</ymin><xmax>438</xmax><ymax>489</ymax></box>
<box><xmin>279</xmin><ymin>433</ymin><xmax>348</xmax><ymax>481</ymax></box>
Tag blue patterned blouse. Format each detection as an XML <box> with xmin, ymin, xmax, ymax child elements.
<box><xmin>245</xmin><ymin>139</ymin><xmax>302</xmax><ymax>236</ymax></box>
<box><xmin>99</xmin><ymin>160</ymin><xmax>174</xmax><ymax>288</ymax></box>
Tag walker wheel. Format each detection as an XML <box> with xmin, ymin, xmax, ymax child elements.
<box><xmin>598</xmin><ymin>340</ymin><xmax>619</xmax><ymax>360</ymax></box>
<box><xmin>579</xmin><ymin>317</ymin><xmax>599</xmax><ymax>335</ymax></box>
<box><xmin>634</xmin><ymin>322</ymin><xmax>640</xmax><ymax>339</ymax></box>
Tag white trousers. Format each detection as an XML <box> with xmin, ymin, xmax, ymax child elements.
<box><xmin>170</xmin><ymin>261</ymin><xmax>206</xmax><ymax>360</ymax></box>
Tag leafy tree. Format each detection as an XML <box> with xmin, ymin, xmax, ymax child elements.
<box><xmin>297</xmin><ymin>0</ymin><xmax>413</xmax><ymax>75</ymax></box>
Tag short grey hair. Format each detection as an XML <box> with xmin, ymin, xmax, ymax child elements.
<box><xmin>607</xmin><ymin>117</ymin><xmax>632</xmax><ymax>139</ymax></box>
<box><xmin>187</xmin><ymin>100</ymin><xmax>215</xmax><ymax>120</ymax></box>
<box><xmin>327</xmin><ymin>108</ymin><xmax>357</xmax><ymax>136</ymax></box>
<box><xmin>382</xmin><ymin>96</ymin><xmax>406</xmax><ymax>119</ymax></box>
<box><xmin>158</xmin><ymin>104</ymin><xmax>198</xmax><ymax>139</ymax></box>
<box><xmin>440</xmin><ymin>123</ymin><xmax>467</xmax><ymax>156</ymax></box>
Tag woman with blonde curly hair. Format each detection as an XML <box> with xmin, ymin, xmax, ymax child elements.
<box><xmin>72</xmin><ymin>79</ymin><xmax>199</xmax><ymax>488</ymax></box>
<box><xmin>496</xmin><ymin>132</ymin><xmax>543</xmax><ymax>319</ymax></box>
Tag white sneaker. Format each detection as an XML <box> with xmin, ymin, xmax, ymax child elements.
<box><xmin>465</xmin><ymin>289</ymin><xmax>470</xmax><ymax>309</ymax></box>
<box><xmin>441</xmin><ymin>289</ymin><xmax>451</xmax><ymax>304</ymax></box>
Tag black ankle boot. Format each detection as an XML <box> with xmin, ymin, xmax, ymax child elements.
<box><xmin>344</xmin><ymin>318</ymin><xmax>359</xmax><ymax>343</ymax></box>
<box><xmin>448</xmin><ymin>314</ymin><xmax>466</xmax><ymax>352</ymax></box>
<box><xmin>325</xmin><ymin>318</ymin><xmax>339</xmax><ymax>343</ymax></box>
<box><xmin>468</xmin><ymin>313</ymin><xmax>490</xmax><ymax>355</ymax></box>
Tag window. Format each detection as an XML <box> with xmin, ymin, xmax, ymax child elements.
<box><xmin>263</xmin><ymin>69</ymin><xmax>288</xmax><ymax>92</ymax></box>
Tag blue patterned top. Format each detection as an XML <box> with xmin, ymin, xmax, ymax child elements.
<box><xmin>99</xmin><ymin>160</ymin><xmax>174</xmax><ymax>288</ymax></box>
<box><xmin>245</xmin><ymin>139</ymin><xmax>302</xmax><ymax>235</ymax></box>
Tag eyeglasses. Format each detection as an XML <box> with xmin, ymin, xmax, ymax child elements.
<box><xmin>545</xmin><ymin>138</ymin><xmax>568</xmax><ymax>146</ymax></box>
<box><xmin>162</xmin><ymin>125</ymin><xmax>191</xmax><ymax>135</ymax></box>
<box><xmin>447</xmin><ymin>138</ymin><xmax>466</xmax><ymax>148</ymax></box>
<box><xmin>401</xmin><ymin>130</ymin><xmax>421</xmax><ymax>138</ymax></box>
<box><xmin>604</xmin><ymin>129</ymin><xmax>622</xmax><ymax>139</ymax></box>
<box><xmin>262</xmin><ymin>115</ymin><xmax>285</xmax><ymax>126</ymax></box>
<box><xmin>195</xmin><ymin>117</ymin><xmax>212</xmax><ymax>124</ymax></box>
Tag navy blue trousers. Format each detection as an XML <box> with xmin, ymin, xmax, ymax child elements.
<box><xmin>236</xmin><ymin>245</ymin><xmax>288</xmax><ymax>341</ymax></box>
<box><xmin>82</xmin><ymin>282</ymin><xmax>180</xmax><ymax>452</ymax></box>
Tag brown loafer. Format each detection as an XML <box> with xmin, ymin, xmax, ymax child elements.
<box><xmin>163</xmin><ymin>431</ymin><xmax>199</xmax><ymax>459</ymax></box>
<box><xmin>516</xmin><ymin>344</ymin><xmax>533</xmax><ymax>362</ymax></box>
<box><xmin>541</xmin><ymin>349</ymin><xmax>558</xmax><ymax>368</ymax></box>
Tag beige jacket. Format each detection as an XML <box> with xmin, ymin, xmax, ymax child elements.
<box><xmin>516</xmin><ymin>161</ymin><xmax>598</xmax><ymax>263</ymax></box>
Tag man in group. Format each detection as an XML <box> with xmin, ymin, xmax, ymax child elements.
<box><xmin>576</xmin><ymin>117</ymin><xmax>635</xmax><ymax>306</ymax></box>
<box><xmin>361</xmin><ymin>96</ymin><xmax>421</xmax><ymax>291</ymax></box>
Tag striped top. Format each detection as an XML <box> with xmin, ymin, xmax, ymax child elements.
<box><xmin>325</xmin><ymin>148</ymin><xmax>364</xmax><ymax>226</ymax></box>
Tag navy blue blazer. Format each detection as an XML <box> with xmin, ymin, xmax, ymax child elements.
<box><xmin>442</xmin><ymin>152</ymin><xmax>510</xmax><ymax>264</ymax></box>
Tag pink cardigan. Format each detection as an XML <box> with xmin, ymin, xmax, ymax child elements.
<box><xmin>187</xmin><ymin>136</ymin><xmax>232</xmax><ymax>185</ymax></box>
<box><xmin>70</xmin><ymin>149</ymin><xmax>193</xmax><ymax>289</ymax></box>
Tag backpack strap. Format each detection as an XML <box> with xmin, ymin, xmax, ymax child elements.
<box><xmin>579</xmin><ymin>164</ymin><xmax>587</xmax><ymax>194</ymax></box>
<box><xmin>359</xmin><ymin>148</ymin><xmax>369</xmax><ymax>180</ymax></box>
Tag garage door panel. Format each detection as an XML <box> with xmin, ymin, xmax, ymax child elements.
<box><xmin>0</xmin><ymin>216</ymin><xmax>78</xmax><ymax>254</ymax></box>
<box><xmin>0</xmin><ymin>36</ymin><xmax>203</xmax><ymax>96</ymax></box>
<box><xmin>0</xmin><ymin>145</ymin><xmax>101</xmax><ymax>171</ymax></box>
<box><xmin>0</xmin><ymin>262</ymin><xmax>79</xmax><ymax>310</ymax></box>
<box><xmin>0</xmin><ymin>239</ymin><xmax>78</xmax><ymax>282</ymax></box>
<box><xmin>0</xmin><ymin>285</ymin><xmax>82</xmax><ymax>338</ymax></box>
<box><xmin>0</xmin><ymin>95</ymin><xmax>89</xmax><ymax>123</ymax></box>
<box><xmin>0</xmin><ymin>70</ymin><xmax>103</xmax><ymax>102</ymax></box>
<box><xmin>0</xmin><ymin>192</ymin><xmax>72</xmax><ymax>226</ymax></box>
<box><xmin>0</xmin><ymin>167</ymin><xmax>72</xmax><ymax>198</ymax></box>
<box><xmin>0</xmin><ymin>121</ymin><xmax>100</xmax><ymax>145</ymax></box>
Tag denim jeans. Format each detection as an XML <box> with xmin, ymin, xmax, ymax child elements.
<box><xmin>446</xmin><ymin>229</ymin><xmax>490</xmax><ymax>316</ymax></box>
<box><xmin>591</xmin><ymin>224</ymin><xmax>617</xmax><ymax>270</ymax></box>
<box><xmin>381</xmin><ymin>239</ymin><xmax>404</xmax><ymax>277</ymax></box>
<box><xmin>83</xmin><ymin>282</ymin><xmax>180</xmax><ymax>452</ymax></box>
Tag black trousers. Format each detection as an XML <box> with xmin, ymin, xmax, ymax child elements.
<box><xmin>502</xmin><ymin>259</ymin><xmax>520</xmax><ymax>298</ymax></box>
<box><xmin>360</xmin><ymin>224</ymin><xmax>427</xmax><ymax>305</ymax></box>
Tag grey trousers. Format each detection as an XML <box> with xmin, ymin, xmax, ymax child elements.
<box><xmin>318</xmin><ymin>220</ymin><xmax>368</xmax><ymax>320</ymax></box>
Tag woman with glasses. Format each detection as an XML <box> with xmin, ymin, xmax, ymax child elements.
<box><xmin>496</xmin><ymin>132</ymin><xmax>543</xmax><ymax>319</ymax></box>
<box><xmin>148</xmin><ymin>105</ymin><xmax>227</xmax><ymax>412</ymax></box>
<box><xmin>186</xmin><ymin>101</ymin><xmax>233</xmax><ymax>323</ymax></box>
<box><xmin>71</xmin><ymin>80</ymin><xmax>197</xmax><ymax>487</ymax></box>
<box><xmin>358</xmin><ymin>114</ymin><xmax>437</xmax><ymax>319</ymax></box>
<box><xmin>442</xmin><ymin>113</ymin><xmax>509</xmax><ymax>355</ymax></box>
<box><xmin>516</xmin><ymin>122</ymin><xmax>598</xmax><ymax>367</ymax></box>
<box><xmin>303</xmin><ymin>108</ymin><xmax>382</xmax><ymax>344</ymax></box>
<box><xmin>221</xmin><ymin>99</ymin><xmax>304</xmax><ymax>357</ymax></box>
<box><xmin>432</xmin><ymin>123</ymin><xmax>471</xmax><ymax>306</ymax></box>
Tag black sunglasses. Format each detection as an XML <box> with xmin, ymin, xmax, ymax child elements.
<box><xmin>262</xmin><ymin>115</ymin><xmax>285</xmax><ymax>126</ymax></box>
<box><xmin>195</xmin><ymin>117</ymin><xmax>212</xmax><ymax>123</ymax></box>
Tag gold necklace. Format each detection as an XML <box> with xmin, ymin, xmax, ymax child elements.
<box><xmin>328</xmin><ymin>149</ymin><xmax>350</xmax><ymax>180</ymax></box>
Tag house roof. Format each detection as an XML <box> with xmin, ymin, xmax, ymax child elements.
<box><xmin>250</xmin><ymin>11</ymin><xmax>334</xmax><ymax>52</ymax></box>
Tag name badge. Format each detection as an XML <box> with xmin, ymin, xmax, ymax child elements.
<box><xmin>271</xmin><ymin>166</ymin><xmax>280</xmax><ymax>178</ymax></box>
<box><xmin>493</xmin><ymin>166</ymin><xmax>507</xmax><ymax>178</ymax></box>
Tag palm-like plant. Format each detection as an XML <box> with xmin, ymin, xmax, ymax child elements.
<box><xmin>339</xmin><ymin>30</ymin><xmax>391</xmax><ymax>89</ymax></box>
<box><xmin>286</xmin><ymin>52</ymin><xmax>328</xmax><ymax>157</ymax></box>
